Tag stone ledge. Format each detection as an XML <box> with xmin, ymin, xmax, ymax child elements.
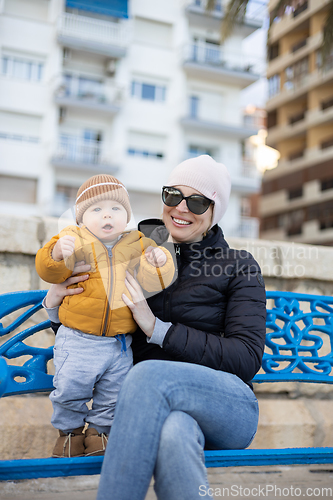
<box><xmin>0</xmin><ymin>397</ymin><xmax>57</xmax><ymax>460</ymax></box>
<box><xmin>1</xmin><ymin>396</ymin><xmax>333</xmax><ymax>460</ymax></box>
<box><xmin>1</xmin><ymin>214</ymin><xmax>333</xmax><ymax>282</ymax></box>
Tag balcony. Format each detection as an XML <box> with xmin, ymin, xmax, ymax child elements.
<box><xmin>266</xmin><ymin>66</ymin><xmax>333</xmax><ymax>111</ymax></box>
<box><xmin>266</xmin><ymin>144</ymin><xmax>333</xmax><ymax>178</ymax></box>
<box><xmin>267</xmin><ymin>105</ymin><xmax>333</xmax><ymax>146</ymax></box>
<box><xmin>267</xmin><ymin>32</ymin><xmax>322</xmax><ymax>79</ymax></box>
<box><xmin>242</xmin><ymin>159</ymin><xmax>261</xmax><ymax>180</ymax></box>
<box><xmin>231</xmin><ymin>169</ymin><xmax>261</xmax><ymax>194</ymax></box>
<box><xmin>234</xmin><ymin>217</ymin><xmax>259</xmax><ymax>239</ymax></box>
<box><xmin>51</xmin><ymin>136</ymin><xmax>118</xmax><ymax>173</ymax></box>
<box><xmin>269</xmin><ymin>0</ymin><xmax>330</xmax><ymax>44</ymax></box>
<box><xmin>181</xmin><ymin>115</ymin><xmax>258</xmax><ymax>139</ymax></box>
<box><xmin>185</xmin><ymin>0</ymin><xmax>263</xmax><ymax>35</ymax></box>
<box><xmin>57</xmin><ymin>13</ymin><xmax>130</xmax><ymax>57</ymax></box>
<box><xmin>183</xmin><ymin>42</ymin><xmax>262</xmax><ymax>87</ymax></box>
<box><xmin>54</xmin><ymin>77</ymin><xmax>124</xmax><ymax>115</ymax></box>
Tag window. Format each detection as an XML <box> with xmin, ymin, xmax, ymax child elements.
<box><xmin>127</xmin><ymin>148</ymin><xmax>163</xmax><ymax>159</ymax></box>
<box><xmin>321</xmin><ymin>178</ymin><xmax>333</xmax><ymax>191</ymax></box>
<box><xmin>0</xmin><ymin>175</ymin><xmax>37</xmax><ymax>204</ymax></box>
<box><xmin>268</xmin><ymin>75</ymin><xmax>280</xmax><ymax>98</ymax></box>
<box><xmin>292</xmin><ymin>38</ymin><xmax>307</xmax><ymax>53</ymax></box>
<box><xmin>288</xmin><ymin>150</ymin><xmax>304</xmax><ymax>161</ymax></box>
<box><xmin>58</xmin><ymin>130</ymin><xmax>102</xmax><ymax>164</ymax></box>
<box><xmin>1</xmin><ymin>55</ymin><xmax>44</xmax><ymax>82</ymax></box>
<box><xmin>131</xmin><ymin>81</ymin><xmax>166</xmax><ymax>102</ymax></box>
<box><xmin>284</xmin><ymin>57</ymin><xmax>308</xmax><ymax>90</ymax></box>
<box><xmin>241</xmin><ymin>197</ymin><xmax>251</xmax><ymax>217</ymax></box>
<box><xmin>321</xmin><ymin>96</ymin><xmax>333</xmax><ymax>110</ymax></box>
<box><xmin>204</xmin><ymin>40</ymin><xmax>221</xmax><ymax>64</ymax></box>
<box><xmin>293</xmin><ymin>0</ymin><xmax>308</xmax><ymax>17</ymax></box>
<box><xmin>316</xmin><ymin>49</ymin><xmax>333</xmax><ymax>71</ymax></box>
<box><xmin>0</xmin><ymin>131</ymin><xmax>39</xmax><ymax>143</ymax></box>
<box><xmin>0</xmin><ymin>111</ymin><xmax>41</xmax><ymax>141</ymax></box>
<box><xmin>288</xmin><ymin>187</ymin><xmax>303</xmax><ymax>200</ymax></box>
<box><xmin>189</xmin><ymin>96</ymin><xmax>199</xmax><ymax>118</ymax></box>
<box><xmin>267</xmin><ymin>110</ymin><xmax>277</xmax><ymax>129</ymax></box>
<box><xmin>269</xmin><ymin>43</ymin><xmax>279</xmax><ymax>61</ymax></box>
<box><xmin>321</xmin><ymin>137</ymin><xmax>333</xmax><ymax>150</ymax></box>
<box><xmin>187</xmin><ymin>145</ymin><xmax>212</xmax><ymax>158</ymax></box>
<box><xmin>55</xmin><ymin>184</ymin><xmax>79</xmax><ymax>211</ymax></box>
<box><xmin>62</xmin><ymin>74</ymin><xmax>104</xmax><ymax>99</ymax></box>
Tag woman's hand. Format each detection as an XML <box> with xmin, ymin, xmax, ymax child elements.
<box><xmin>44</xmin><ymin>261</ymin><xmax>90</xmax><ymax>308</ymax></box>
<box><xmin>122</xmin><ymin>271</ymin><xmax>156</xmax><ymax>337</ymax></box>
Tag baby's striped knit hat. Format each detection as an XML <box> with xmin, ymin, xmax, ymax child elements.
<box><xmin>75</xmin><ymin>174</ymin><xmax>131</xmax><ymax>224</ymax></box>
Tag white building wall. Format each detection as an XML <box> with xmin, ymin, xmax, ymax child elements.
<box><xmin>0</xmin><ymin>0</ymin><xmax>264</xmax><ymax>237</ymax></box>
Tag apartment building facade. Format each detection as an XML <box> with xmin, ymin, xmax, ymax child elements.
<box><xmin>261</xmin><ymin>0</ymin><xmax>333</xmax><ymax>245</ymax></box>
<box><xmin>0</xmin><ymin>0</ymin><xmax>264</xmax><ymax>237</ymax></box>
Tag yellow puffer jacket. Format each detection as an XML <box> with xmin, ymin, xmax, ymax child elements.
<box><xmin>35</xmin><ymin>225</ymin><xmax>175</xmax><ymax>336</ymax></box>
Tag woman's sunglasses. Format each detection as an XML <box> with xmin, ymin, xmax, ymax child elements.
<box><xmin>162</xmin><ymin>186</ymin><xmax>214</xmax><ymax>215</ymax></box>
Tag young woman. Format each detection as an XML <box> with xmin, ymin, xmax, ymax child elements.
<box><xmin>45</xmin><ymin>155</ymin><xmax>266</xmax><ymax>500</ymax></box>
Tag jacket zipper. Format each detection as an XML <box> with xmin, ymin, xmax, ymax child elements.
<box><xmin>164</xmin><ymin>244</ymin><xmax>181</xmax><ymax>321</ymax></box>
<box><xmin>80</xmin><ymin>225</ymin><xmax>121</xmax><ymax>336</ymax></box>
<box><xmin>101</xmin><ymin>246</ymin><xmax>114</xmax><ymax>336</ymax></box>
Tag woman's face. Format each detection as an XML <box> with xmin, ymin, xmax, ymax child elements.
<box><xmin>163</xmin><ymin>185</ymin><xmax>213</xmax><ymax>243</ymax></box>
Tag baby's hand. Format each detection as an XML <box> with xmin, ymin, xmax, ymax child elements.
<box><xmin>52</xmin><ymin>236</ymin><xmax>76</xmax><ymax>262</ymax></box>
<box><xmin>145</xmin><ymin>246</ymin><xmax>167</xmax><ymax>268</ymax></box>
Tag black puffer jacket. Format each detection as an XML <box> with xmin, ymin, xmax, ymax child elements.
<box><xmin>131</xmin><ymin>219</ymin><xmax>266</xmax><ymax>385</ymax></box>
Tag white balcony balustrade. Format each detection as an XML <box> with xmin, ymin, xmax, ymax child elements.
<box><xmin>183</xmin><ymin>42</ymin><xmax>263</xmax><ymax>79</ymax></box>
<box><xmin>241</xmin><ymin>159</ymin><xmax>260</xmax><ymax>179</ymax></box>
<box><xmin>186</xmin><ymin>0</ymin><xmax>265</xmax><ymax>26</ymax></box>
<box><xmin>54</xmin><ymin>76</ymin><xmax>124</xmax><ymax>114</ymax></box>
<box><xmin>57</xmin><ymin>13</ymin><xmax>130</xmax><ymax>57</ymax></box>
<box><xmin>237</xmin><ymin>217</ymin><xmax>260</xmax><ymax>239</ymax></box>
<box><xmin>52</xmin><ymin>136</ymin><xmax>118</xmax><ymax>173</ymax></box>
<box><xmin>57</xmin><ymin>137</ymin><xmax>102</xmax><ymax>164</ymax></box>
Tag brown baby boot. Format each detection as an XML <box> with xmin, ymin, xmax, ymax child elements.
<box><xmin>52</xmin><ymin>426</ymin><xmax>85</xmax><ymax>458</ymax></box>
<box><xmin>84</xmin><ymin>427</ymin><xmax>108</xmax><ymax>456</ymax></box>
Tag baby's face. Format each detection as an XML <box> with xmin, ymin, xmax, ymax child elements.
<box><xmin>82</xmin><ymin>199</ymin><xmax>128</xmax><ymax>243</ymax></box>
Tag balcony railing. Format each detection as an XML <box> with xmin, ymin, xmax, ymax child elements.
<box><xmin>54</xmin><ymin>77</ymin><xmax>124</xmax><ymax>107</ymax></box>
<box><xmin>241</xmin><ymin>159</ymin><xmax>260</xmax><ymax>178</ymax></box>
<box><xmin>293</xmin><ymin>0</ymin><xmax>308</xmax><ymax>18</ymax></box>
<box><xmin>292</xmin><ymin>38</ymin><xmax>308</xmax><ymax>53</ymax></box>
<box><xmin>321</xmin><ymin>97</ymin><xmax>333</xmax><ymax>111</ymax></box>
<box><xmin>58</xmin><ymin>13</ymin><xmax>129</xmax><ymax>49</ymax></box>
<box><xmin>289</xmin><ymin>111</ymin><xmax>306</xmax><ymax>125</ymax></box>
<box><xmin>184</xmin><ymin>42</ymin><xmax>263</xmax><ymax>75</ymax></box>
<box><xmin>53</xmin><ymin>137</ymin><xmax>106</xmax><ymax>166</ymax></box>
<box><xmin>321</xmin><ymin>137</ymin><xmax>333</xmax><ymax>150</ymax></box>
<box><xmin>187</xmin><ymin>0</ymin><xmax>265</xmax><ymax>25</ymax></box>
<box><xmin>288</xmin><ymin>149</ymin><xmax>305</xmax><ymax>161</ymax></box>
<box><xmin>237</xmin><ymin>217</ymin><xmax>259</xmax><ymax>239</ymax></box>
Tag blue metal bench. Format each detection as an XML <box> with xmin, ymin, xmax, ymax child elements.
<box><xmin>0</xmin><ymin>290</ymin><xmax>333</xmax><ymax>480</ymax></box>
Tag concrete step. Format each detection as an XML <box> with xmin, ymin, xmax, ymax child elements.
<box><xmin>0</xmin><ymin>396</ymin><xmax>333</xmax><ymax>460</ymax></box>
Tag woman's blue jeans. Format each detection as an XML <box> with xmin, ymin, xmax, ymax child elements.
<box><xmin>96</xmin><ymin>360</ymin><xmax>259</xmax><ymax>500</ymax></box>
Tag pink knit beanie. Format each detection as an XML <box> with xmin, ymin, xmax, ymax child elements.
<box><xmin>166</xmin><ymin>155</ymin><xmax>231</xmax><ymax>228</ymax></box>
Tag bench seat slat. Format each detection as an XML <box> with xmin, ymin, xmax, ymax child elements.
<box><xmin>1</xmin><ymin>448</ymin><xmax>333</xmax><ymax>481</ymax></box>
